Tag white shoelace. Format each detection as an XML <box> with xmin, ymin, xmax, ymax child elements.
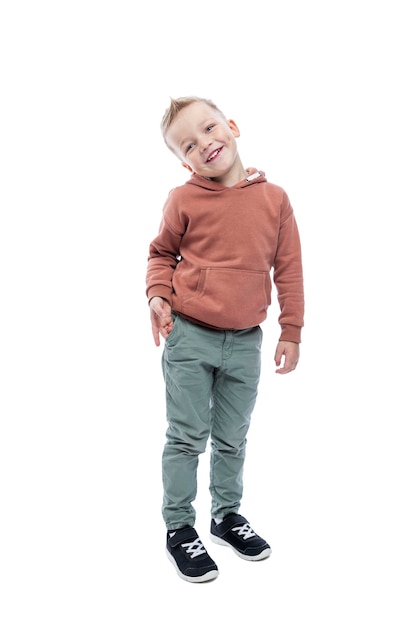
<box><xmin>182</xmin><ymin>538</ymin><xmax>207</xmax><ymax>558</ymax></box>
<box><xmin>232</xmin><ymin>522</ymin><xmax>256</xmax><ymax>540</ymax></box>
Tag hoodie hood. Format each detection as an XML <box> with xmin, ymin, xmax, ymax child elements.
<box><xmin>185</xmin><ymin>168</ymin><xmax>266</xmax><ymax>191</ymax></box>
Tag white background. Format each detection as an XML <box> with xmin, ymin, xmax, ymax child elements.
<box><xmin>1</xmin><ymin>1</ymin><xmax>416</xmax><ymax>624</ymax></box>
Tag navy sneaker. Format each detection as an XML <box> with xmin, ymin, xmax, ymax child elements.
<box><xmin>210</xmin><ymin>513</ymin><xmax>271</xmax><ymax>561</ymax></box>
<box><xmin>166</xmin><ymin>526</ymin><xmax>219</xmax><ymax>582</ymax></box>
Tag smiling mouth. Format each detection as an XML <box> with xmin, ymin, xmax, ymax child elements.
<box><xmin>206</xmin><ymin>147</ymin><xmax>222</xmax><ymax>162</ymax></box>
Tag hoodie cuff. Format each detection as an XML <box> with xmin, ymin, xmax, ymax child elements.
<box><xmin>147</xmin><ymin>285</ymin><xmax>173</xmax><ymax>305</ymax></box>
<box><xmin>279</xmin><ymin>325</ymin><xmax>302</xmax><ymax>343</ymax></box>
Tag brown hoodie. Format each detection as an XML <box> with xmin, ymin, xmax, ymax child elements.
<box><xmin>146</xmin><ymin>169</ymin><xmax>304</xmax><ymax>342</ymax></box>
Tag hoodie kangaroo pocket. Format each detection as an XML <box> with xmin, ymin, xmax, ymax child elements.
<box><xmin>181</xmin><ymin>267</ymin><xmax>271</xmax><ymax>329</ymax></box>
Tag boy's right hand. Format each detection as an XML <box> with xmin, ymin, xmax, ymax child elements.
<box><xmin>149</xmin><ymin>297</ymin><xmax>173</xmax><ymax>346</ymax></box>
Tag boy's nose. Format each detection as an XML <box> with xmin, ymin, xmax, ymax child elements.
<box><xmin>199</xmin><ymin>136</ymin><xmax>212</xmax><ymax>153</ymax></box>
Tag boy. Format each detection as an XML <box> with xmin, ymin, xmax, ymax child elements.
<box><xmin>146</xmin><ymin>97</ymin><xmax>304</xmax><ymax>583</ymax></box>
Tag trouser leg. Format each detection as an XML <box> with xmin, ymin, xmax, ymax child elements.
<box><xmin>209</xmin><ymin>325</ymin><xmax>262</xmax><ymax>519</ymax></box>
<box><xmin>161</xmin><ymin>315</ymin><xmax>217</xmax><ymax>529</ymax></box>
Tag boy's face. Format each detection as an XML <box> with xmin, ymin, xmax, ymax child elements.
<box><xmin>165</xmin><ymin>102</ymin><xmax>243</xmax><ymax>185</ymax></box>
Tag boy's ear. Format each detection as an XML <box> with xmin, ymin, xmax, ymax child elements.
<box><xmin>227</xmin><ymin>119</ymin><xmax>240</xmax><ymax>138</ymax></box>
<box><xmin>181</xmin><ymin>162</ymin><xmax>193</xmax><ymax>173</ymax></box>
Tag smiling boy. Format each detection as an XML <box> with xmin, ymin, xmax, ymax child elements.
<box><xmin>146</xmin><ymin>96</ymin><xmax>304</xmax><ymax>582</ymax></box>
<box><xmin>164</xmin><ymin>98</ymin><xmax>243</xmax><ymax>186</ymax></box>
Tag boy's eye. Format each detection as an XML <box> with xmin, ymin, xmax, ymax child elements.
<box><xmin>206</xmin><ymin>124</ymin><xmax>214</xmax><ymax>132</ymax></box>
<box><xmin>185</xmin><ymin>143</ymin><xmax>195</xmax><ymax>153</ymax></box>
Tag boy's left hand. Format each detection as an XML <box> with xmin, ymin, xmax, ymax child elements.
<box><xmin>274</xmin><ymin>341</ymin><xmax>299</xmax><ymax>374</ymax></box>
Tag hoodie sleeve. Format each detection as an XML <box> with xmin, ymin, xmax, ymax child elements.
<box><xmin>273</xmin><ymin>192</ymin><xmax>304</xmax><ymax>342</ymax></box>
<box><xmin>146</xmin><ymin>192</ymin><xmax>185</xmax><ymax>304</ymax></box>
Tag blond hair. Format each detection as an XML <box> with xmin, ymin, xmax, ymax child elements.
<box><xmin>161</xmin><ymin>96</ymin><xmax>226</xmax><ymax>145</ymax></box>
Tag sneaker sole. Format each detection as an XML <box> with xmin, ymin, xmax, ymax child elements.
<box><xmin>166</xmin><ymin>549</ymin><xmax>219</xmax><ymax>583</ymax></box>
<box><xmin>210</xmin><ymin>533</ymin><xmax>272</xmax><ymax>561</ymax></box>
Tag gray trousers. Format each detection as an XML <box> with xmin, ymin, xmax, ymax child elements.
<box><xmin>161</xmin><ymin>313</ymin><xmax>262</xmax><ymax>530</ymax></box>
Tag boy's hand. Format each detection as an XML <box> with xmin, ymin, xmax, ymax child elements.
<box><xmin>149</xmin><ymin>297</ymin><xmax>173</xmax><ymax>346</ymax></box>
<box><xmin>274</xmin><ymin>341</ymin><xmax>299</xmax><ymax>374</ymax></box>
